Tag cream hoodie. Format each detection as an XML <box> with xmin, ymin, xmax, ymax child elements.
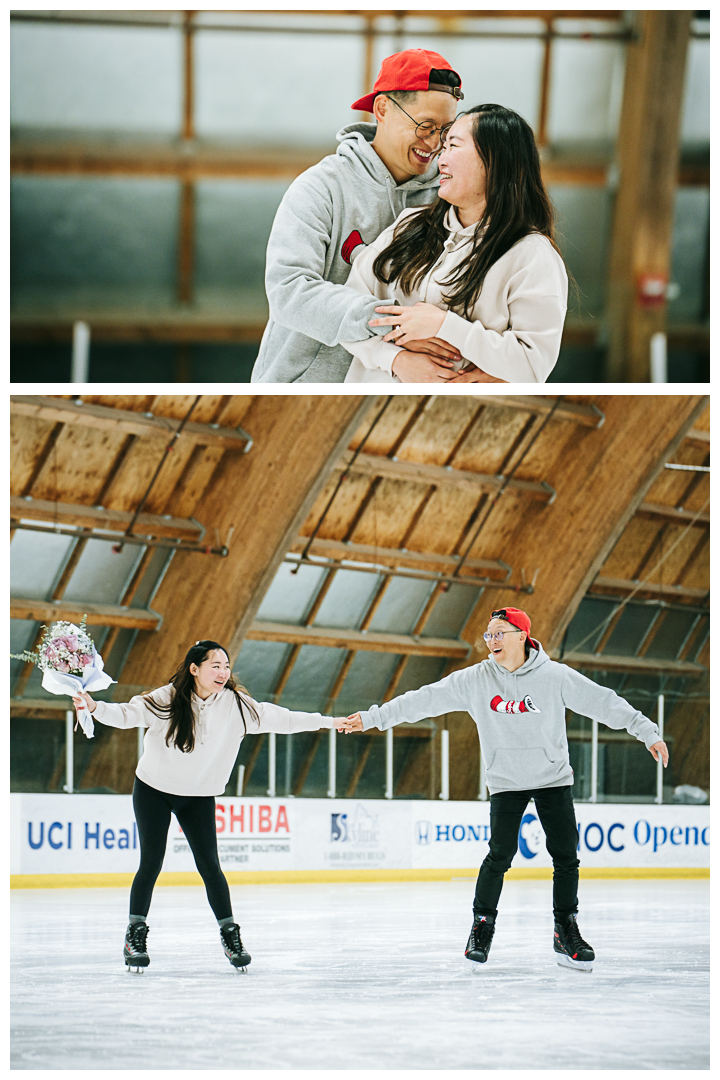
<box><xmin>93</xmin><ymin>686</ymin><xmax>334</xmax><ymax>797</ymax></box>
<box><xmin>340</xmin><ymin>206</ymin><xmax>568</xmax><ymax>383</ymax></box>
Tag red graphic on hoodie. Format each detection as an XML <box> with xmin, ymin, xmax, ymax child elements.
<box><xmin>491</xmin><ymin>694</ymin><xmax>541</xmax><ymax>715</ymax></box>
<box><xmin>341</xmin><ymin>229</ymin><xmax>365</xmax><ymax>264</ymax></box>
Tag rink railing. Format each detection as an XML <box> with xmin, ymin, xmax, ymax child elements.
<box><xmin>61</xmin><ymin>697</ymin><xmax>670</xmax><ymax>805</ymax></box>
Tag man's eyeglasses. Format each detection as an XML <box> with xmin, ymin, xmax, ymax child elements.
<box><xmin>387</xmin><ymin>96</ymin><xmax>454</xmax><ymax>144</ymax></box>
<box><xmin>483</xmin><ymin>630</ymin><xmax>523</xmax><ymax>643</ymax></box>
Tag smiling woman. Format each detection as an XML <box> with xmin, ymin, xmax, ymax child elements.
<box><xmin>71</xmin><ymin>637</ymin><xmax>350</xmax><ymax>972</ymax></box>
<box><xmin>340</xmin><ymin>104</ymin><xmax>569</xmax><ymax>384</ymax></box>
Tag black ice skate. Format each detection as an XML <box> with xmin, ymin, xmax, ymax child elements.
<box><xmin>465</xmin><ymin>914</ymin><xmax>495</xmax><ymax>964</ymax></box>
<box><xmin>124</xmin><ymin>921</ymin><xmax>150</xmax><ymax>972</ymax></box>
<box><xmin>554</xmin><ymin>914</ymin><xmax>594</xmax><ymax>972</ymax></box>
<box><xmin>220</xmin><ymin>923</ymin><xmax>251</xmax><ymax>971</ymax></box>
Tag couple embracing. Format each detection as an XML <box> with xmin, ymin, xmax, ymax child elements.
<box><xmin>252</xmin><ymin>49</ymin><xmax>568</xmax><ymax>385</ymax></box>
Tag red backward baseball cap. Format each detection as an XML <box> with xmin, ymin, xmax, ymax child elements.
<box><xmin>490</xmin><ymin>608</ymin><xmax>540</xmax><ymax>649</ymax></box>
<box><xmin>351</xmin><ymin>48</ymin><xmax>463</xmax><ymax>113</ymax></box>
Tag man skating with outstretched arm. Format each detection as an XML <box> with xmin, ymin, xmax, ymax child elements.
<box><xmin>342</xmin><ymin>607</ymin><xmax>669</xmax><ymax>972</ymax></box>
<box><xmin>251</xmin><ymin>48</ymin><xmax>464</xmax><ymax>383</ymax></box>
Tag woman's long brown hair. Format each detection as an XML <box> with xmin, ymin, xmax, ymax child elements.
<box><xmin>144</xmin><ymin>640</ymin><xmax>259</xmax><ymax>753</ymax></box>
<box><xmin>372</xmin><ymin>104</ymin><xmax>563</xmax><ymax>318</ymax></box>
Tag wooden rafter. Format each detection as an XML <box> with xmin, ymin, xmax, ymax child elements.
<box><xmin>590</xmin><ymin>576</ymin><xmax>709</xmax><ymax>602</ymax></box>
<box><xmin>10</xmin><ymin>397</ymin><xmax>252</xmax><ymax>450</ymax></box>
<box><xmin>636</xmin><ymin>502</ymin><xmax>710</xmax><ymax>527</ymax></box>
<box><xmin>289</xmin><ymin>536</ymin><xmax>509</xmax><ymax>576</ymax></box>
<box><xmin>560</xmin><ymin>652</ymin><xmax>705</xmax><ymax>677</ymax></box>
<box><xmin>247</xmin><ymin>622</ymin><xmax>470</xmax><ymax>659</ymax></box>
<box><xmin>10</xmin><ymin>495</ymin><xmax>204</xmax><ymax>541</ymax></box>
<box><xmin>118</xmin><ymin>396</ymin><xmax>375</xmax><ymax>686</ymax></box>
<box><xmin>10</xmin><ymin>598</ymin><xmax>161</xmax><ymax>631</ymax></box>
<box><xmin>474</xmin><ymin>395</ymin><xmax>605</xmax><ymax>427</ymax></box>
<box><xmin>339</xmin><ymin>451</ymin><xmax>556</xmax><ymax>502</ymax></box>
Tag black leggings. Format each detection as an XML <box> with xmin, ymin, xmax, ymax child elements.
<box><xmin>474</xmin><ymin>784</ymin><xmax>580</xmax><ymax>919</ymax></box>
<box><xmin>130</xmin><ymin>776</ymin><xmax>232</xmax><ymax>921</ymax></box>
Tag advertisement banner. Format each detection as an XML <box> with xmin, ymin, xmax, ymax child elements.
<box><xmin>409</xmin><ymin>801</ymin><xmax>710</xmax><ymax>870</ymax></box>
<box><xmin>11</xmin><ymin>794</ymin><xmax>709</xmax><ymax>878</ymax></box>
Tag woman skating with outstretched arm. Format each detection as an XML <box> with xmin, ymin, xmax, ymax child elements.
<box><xmin>73</xmin><ymin>640</ymin><xmax>349</xmax><ymax>972</ymax></box>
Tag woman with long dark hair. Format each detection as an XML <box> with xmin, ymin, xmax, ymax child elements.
<box><xmin>339</xmin><ymin>104</ymin><xmax>569</xmax><ymax>383</ymax></box>
<box><xmin>73</xmin><ymin>640</ymin><xmax>348</xmax><ymax>972</ymax></box>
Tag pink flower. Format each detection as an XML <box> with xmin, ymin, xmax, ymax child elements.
<box><xmin>54</xmin><ymin>634</ymin><xmax>79</xmax><ymax>652</ymax></box>
<box><xmin>79</xmin><ymin>653</ymin><xmax>92</xmax><ymax>667</ymax></box>
<box><xmin>55</xmin><ymin>659</ymin><xmax>70</xmax><ymax>672</ymax></box>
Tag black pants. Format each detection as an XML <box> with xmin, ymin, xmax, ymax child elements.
<box><xmin>130</xmin><ymin>776</ymin><xmax>232</xmax><ymax>921</ymax></box>
<box><xmin>474</xmin><ymin>784</ymin><xmax>580</xmax><ymax>920</ymax></box>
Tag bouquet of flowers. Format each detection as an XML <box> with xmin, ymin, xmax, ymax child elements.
<box><xmin>11</xmin><ymin>617</ymin><xmax>115</xmax><ymax>738</ymax></box>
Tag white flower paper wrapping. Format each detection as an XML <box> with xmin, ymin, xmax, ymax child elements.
<box><xmin>41</xmin><ymin>643</ymin><xmax>115</xmax><ymax>738</ymax></box>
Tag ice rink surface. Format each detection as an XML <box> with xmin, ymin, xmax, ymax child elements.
<box><xmin>11</xmin><ymin>878</ymin><xmax>708</xmax><ymax>1071</ymax></box>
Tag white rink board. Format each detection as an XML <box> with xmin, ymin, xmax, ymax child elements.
<box><xmin>10</xmin><ymin>793</ymin><xmax>709</xmax><ymax>876</ymax></box>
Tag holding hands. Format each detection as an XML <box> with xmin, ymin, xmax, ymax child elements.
<box><xmin>333</xmin><ymin>713</ymin><xmax>364</xmax><ymax>734</ymax></box>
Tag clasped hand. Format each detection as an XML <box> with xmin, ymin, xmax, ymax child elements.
<box><xmin>370</xmin><ymin>302</ymin><xmax>446</xmax><ymax>347</ymax></box>
<box><xmin>333</xmin><ymin>714</ymin><xmax>363</xmax><ymax>733</ymax></box>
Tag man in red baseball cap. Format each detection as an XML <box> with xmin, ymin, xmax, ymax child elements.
<box><xmin>252</xmin><ymin>49</ymin><xmax>464</xmax><ymax>383</ymax></box>
<box><xmin>351</xmin><ymin>49</ymin><xmax>463</xmax><ymax>187</ymax></box>
<box><xmin>340</xmin><ymin>604</ymin><xmax>669</xmax><ymax>973</ymax></box>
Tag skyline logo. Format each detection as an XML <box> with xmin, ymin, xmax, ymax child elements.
<box><xmin>330</xmin><ymin>805</ymin><xmax>380</xmax><ymax>845</ymax></box>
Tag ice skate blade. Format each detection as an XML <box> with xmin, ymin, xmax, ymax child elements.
<box><xmin>555</xmin><ymin>952</ymin><xmax>593</xmax><ymax>973</ymax></box>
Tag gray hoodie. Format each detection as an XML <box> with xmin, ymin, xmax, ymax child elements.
<box><xmin>360</xmin><ymin>644</ymin><xmax>660</xmax><ymax>795</ymax></box>
<box><xmin>251</xmin><ymin>123</ymin><xmax>441</xmax><ymax>383</ymax></box>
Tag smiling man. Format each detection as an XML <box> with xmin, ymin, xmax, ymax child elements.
<box><xmin>341</xmin><ymin>607</ymin><xmax>669</xmax><ymax>972</ymax></box>
<box><xmin>251</xmin><ymin>49</ymin><xmax>463</xmax><ymax>383</ymax></box>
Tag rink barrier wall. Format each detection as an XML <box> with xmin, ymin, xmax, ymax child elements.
<box><xmin>10</xmin><ymin>866</ymin><xmax>710</xmax><ymax>889</ymax></box>
<box><xmin>11</xmin><ymin>794</ymin><xmax>709</xmax><ymax>882</ymax></box>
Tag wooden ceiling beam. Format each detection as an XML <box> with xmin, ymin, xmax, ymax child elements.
<box><xmin>10</xmin><ymin>396</ymin><xmax>252</xmax><ymax>450</ymax></box>
<box><xmin>247</xmin><ymin>621</ymin><xmax>471</xmax><ymax>660</ymax></box>
<box><xmin>10</xmin><ymin>495</ymin><xmax>203</xmax><ymax>541</ymax></box>
<box><xmin>117</xmin><ymin>396</ymin><xmax>376</xmax><ymax>686</ymax></box>
<box><xmin>590</xmin><ymin>576</ymin><xmax>708</xmax><ymax>602</ymax></box>
<box><xmin>559</xmin><ymin>652</ymin><xmax>705</xmax><ymax>677</ymax></box>
<box><xmin>289</xmin><ymin>536</ymin><xmax>509</xmax><ymax>576</ymax></box>
<box><xmin>339</xmin><ymin>451</ymin><xmax>556</xmax><ymax>502</ymax></box>
<box><xmin>474</xmin><ymin>395</ymin><xmax>605</xmax><ymax>428</ymax></box>
<box><xmin>682</xmin><ymin>427</ymin><xmax>710</xmax><ymax>449</ymax></box>
<box><xmin>636</xmin><ymin>501</ymin><xmax>710</xmax><ymax>527</ymax></box>
<box><xmin>10</xmin><ymin>598</ymin><xmax>161</xmax><ymax>631</ymax></box>
<box><xmin>458</xmin><ymin>395</ymin><xmax>709</xmax><ymax>657</ymax></box>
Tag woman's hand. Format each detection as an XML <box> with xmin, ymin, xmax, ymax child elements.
<box><xmin>370</xmin><ymin>303</ymin><xmax>446</xmax><ymax>346</ymax></box>
<box><xmin>402</xmin><ymin>337</ymin><xmax>462</xmax><ymax>363</ymax></box>
<box><xmin>447</xmin><ymin>365</ymin><xmax>508</xmax><ymax>383</ymax></box>
<box><xmin>336</xmin><ymin>713</ymin><xmax>364</xmax><ymax>734</ymax></box>
<box><xmin>391</xmin><ymin>350</ymin><xmax>456</xmax><ymax>383</ymax></box>
<box><xmin>72</xmin><ymin>691</ymin><xmax>97</xmax><ymax>714</ymax></box>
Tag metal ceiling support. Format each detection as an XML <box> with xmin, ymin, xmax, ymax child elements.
<box><xmin>11</xmin><ymin>522</ymin><xmax>231</xmax><ymax>557</ymax></box>
<box><xmin>282</xmin><ymin>554</ymin><xmax>530</xmax><ymax>592</ymax></box>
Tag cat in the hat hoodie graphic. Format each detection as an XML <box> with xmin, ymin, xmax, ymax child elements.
<box><xmin>490</xmin><ymin>694</ymin><xmax>541</xmax><ymax>715</ymax></box>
